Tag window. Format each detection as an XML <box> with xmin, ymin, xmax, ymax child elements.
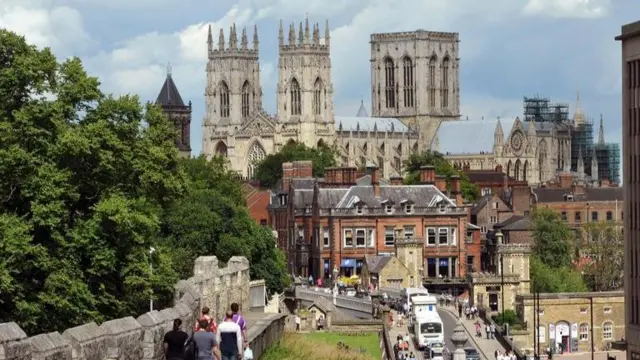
<box><xmin>428</xmin><ymin>56</ymin><xmax>436</xmax><ymax>107</ymax></box>
<box><xmin>290</xmin><ymin>78</ymin><xmax>301</xmax><ymax>115</ymax></box>
<box><xmin>384</xmin><ymin>227</ymin><xmax>395</xmax><ymax>246</ymax></box>
<box><xmin>384</xmin><ymin>57</ymin><xmax>395</xmax><ymax>108</ymax></box>
<box><xmin>482</xmin><ymin>188</ymin><xmax>492</xmax><ymax>196</ymax></box>
<box><xmin>450</xmin><ymin>227</ymin><xmax>457</xmax><ymax>245</ymax></box>
<box><xmin>368</xmin><ymin>229</ymin><xmax>375</xmax><ymax>247</ymax></box>
<box><xmin>402</xmin><ymin>57</ymin><xmax>414</xmax><ymax>108</ymax></box>
<box><xmin>604</xmin><ymin>306</ymin><xmax>612</xmax><ymax>314</ymax></box>
<box><xmin>492</xmin><ymin>202</ymin><xmax>499</xmax><ymax>209</ymax></box>
<box><xmin>441</xmin><ymin>57</ymin><xmax>449</xmax><ymax>108</ymax></box>
<box><xmin>580</xmin><ymin>307</ymin><xmax>588</xmax><ymax>314</ymax></box>
<box><xmin>385</xmin><ymin>204</ymin><xmax>394</xmax><ymax>214</ymax></box>
<box><xmin>602</xmin><ymin>322</ymin><xmax>613</xmax><ymax>340</ymax></box>
<box><xmin>241</xmin><ymin>81</ymin><xmax>250</xmax><ymax>117</ymax></box>
<box><xmin>323</xmin><ymin>227</ymin><xmax>330</xmax><ymax>247</ymax></box>
<box><xmin>260</xmin><ymin>219</ymin><xmax>267</xmax><ymax>226</ymax></box>
<box><xmin>490</xmin><ymin>216</ymin><xmax>497</xmax><ymax>223</ymax></box>
<box><xmin>481</xmin><ymin>226</ymin><xmax>487</xmax><ymax>233</ymax></box>
<box><xmin>344</xmin><ymin>229</ymin><xmax>353</xmax><ymax>247</ymax></box>
<box><xmin>427</xmin><ymin>228</ymin><xmax>436</xmax><ymax>246</ymax></box>
<box><xmin>355</xmin><ymin>229</ymin><xmax>366</xmax><ymax>247</ymax></box>
<box><xmin>537</xmin><ymin>308</ymin><xmax>544</xmax><ymax>315</ymax></box>
<box><xmin>403</xmin><ymin>226</ymin><xmax>415</xmax><ymax>239</ymax></box>
<box><xmin>356</xmin><ymin>204</ymin><xmax>364</xmax><ymax>215</ymax></box>
<box><xmin>579</xmin><ymin>323</ymin><xmax>589</xmax><ymax>341</ymax></box>
<box><xmin>606</xmin><ymin>211</ymin><xmax>613</xmax><ymax>221</ymax></box>
<box><xmin>575</xmin><ymin>211</ymin><xmax>581</xmax><ymax>222</ymax></box>
<box><xmin>538</xmin><ymin>325</ymin><xmax>546</xmax><ymax>343</ymax></box>
<box><xmin>466</xmin><ymin>256</ymin><xmax>475</xmax><ymax>273</ymax></box>
<box><xmin>313</xmin><ymin>77</ymin><xmax>322</xmax><ymax>115</ymax></box>
<box><xmin>404</xmin><ymin>204</ymin><xmax>414</xmax><ymax>214</ymax></box>
<box><xmin>592</xmin><ymin>211</ymin><xmax>599</xmax><ymax>221</ymax></box>
<box><xmin>220</xmin><ymin>81</ymin><xmax>230</xmax><ymax>118</ymax></box>
<box><xmin>561</xmin><ymin>212</ymin><xmax>567</xmax><ymax>221</ymax></box>
<box><xmin>438</xmin><ymin>228</ymin><xmax>448</xmax><ymax>245</ymax></box>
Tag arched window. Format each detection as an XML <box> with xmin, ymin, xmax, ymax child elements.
<box><xmin>384</xmin><ymin>58</ymin><xmax>395</xmax><ymax>109</ymax></box>
<box><xmin>363</xmin><ymin>142</ymin><xmax>368</xmax><ymax>155</ymax></box>
<box><xmin>602</xmin><ymin>322</ymin><xmax>613</xmax><ymax>340</ymax></box>
<box><xmin>441</xmin><ymin>57</ymin><xmax>450</xmax><ymax>108</ymax></box>
<box><xmin>317</xmin><ymin>139</ymin><xmax>326</xmax><ymax>148</ymax></box>
<box><xmin>514</xmin><ymin>159</ymin><xmax>521</xmax><ymax>181</ymax></box>
<box><xmin>507</xmin><ymin>160</ymin><xmax>512</xmax><ymax>177</ymax></box>
<box><xmin>428</xmin><ymin>56</ymin><xmax>437</xmax><ymax>107</ymax></box>
<box><xmin>579</xmin><ymin>323</ymin><xmax>589</xmax><ymax>341</ymax></box>
<box><xmin>523</xmin><ymin>160</ymin><xmax>529</xmax><ymax>182</ymax></box>
<box><xmin>402</xmin><ymin>56</ymin><xmax>414</xmax><ymax>108</ymax></box>
<box><xmin>215</xmin><ymin>142</ymin><xmax>228</xmax><ymax>157</ymax></box>
<box><xmin>241</xmin><ymin>81</ymin><xmax>250</xmax><ymax>117</ymax></box>
<box><xmin>397</xmin><ymin>143</ymin><xmax>403</xmax><ymax>156</ymax></box>
<box><xmin>313</xmin><ymin>77</ymin><xmax>322</xmax><ymax>115</ymax></box>
<box><xmin>538</xmin><ymin>140</ymin><xmax>548</xmax><ymax>182</ymax></box>
<box><xmin>220</xmin><ymin>81</ymin><xmax>230</xmax><ymax>118</ymax></box>
<box><xmin>290</xmin><ymin>78</ymin><xmax>301</xmax><ymax>115</ymax></box>
<box><xmin>247</xmin><ymin>142</ymin><xmax>266</xmax><ymax>178</ymax></box>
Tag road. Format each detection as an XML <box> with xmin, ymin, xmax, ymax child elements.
<box><xmin>439</xmin><ymin>309</ymin><xmax>472</xmax><ymax>352</ymax></box>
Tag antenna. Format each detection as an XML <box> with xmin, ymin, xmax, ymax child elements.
<box><xmin>166</xmin><ymin>62</ymin><xmax>172</xmax><ymax>77</ymax></box>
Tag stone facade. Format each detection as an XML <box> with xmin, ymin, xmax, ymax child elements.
<box><xmin>0</xmin><ymin>256</ymin><xmax>285</xmax><ymax>360</ymax></box>
<box><xmin>199</xmin><ymin>21</ymin><xmax>442</xmax><ymax>179</ymax></box>
<box><xmin>513</xmin><ymin>292</ymin><xmax>625</xmax><ymax>354</ymax></box>
<box><xmin>361</xmin><ymin>253</ymin><xmax>413</xmax><ymax>289</ymax></box>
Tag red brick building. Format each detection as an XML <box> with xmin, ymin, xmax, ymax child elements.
<box><xmin>241</xmin><ymin>182</ymin><xmax>271</xmax><ymax>226</ymax></box>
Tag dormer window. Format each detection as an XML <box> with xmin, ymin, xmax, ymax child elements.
<box><xmin>356</xmin><ymin>204</ymin><xmax>365</xmax><ymax>215</ymax></box>
<box><xmin>404</xmin><ymin>204</ymin><xmax>414</xmax><ymax>214</ymax></box>
<box><xmin>385</xmin><ymin>204</ymin><xmax>394</xmax><ymax>214</ymax></box>
<box><xmin>438</xmin><ymin>202</ymin><xmax>446</xmax><ymax>213</ymax></box>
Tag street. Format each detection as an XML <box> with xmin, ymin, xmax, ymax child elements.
<box><xmin>439</xmin><ymin>309</ymin><xmax>472</xmax><ymax>352</ymax></box>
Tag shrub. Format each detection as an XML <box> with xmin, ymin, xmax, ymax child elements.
<box><xmin>492</xmin><ymin>310</ymin><xmax>520</xmax><ymax>326</ymax></box>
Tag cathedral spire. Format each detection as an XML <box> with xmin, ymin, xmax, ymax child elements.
<box><xmin>288</xmin><ymin>23</ymin><xmax>295</xmax><ymax>45</ymax></box>
<box><xmin>278</xmin><ymin>20</ymin><xmax>284</xmax><ymax>46</ymax></box>
<box><xmin>298</xmin><ymin>22</ymin><xmax>303</xmax><ymax>45</ymax></box>
<box><xmin>207</xmin><ymin>24</ymin><xmax>213</xmax><ymax>54</ymax></box>
<box><xmin>229</xmin><ymin>24</ymin><xmax>238</xmax><ymax>49</ymax></box>
<box><xmin>592</xmin><ymin>147</ymin><xmax>599</xmax><ymax>182</ymax></box>
<box><xmin>253</xmin><ymin>25</ymin><xmax>259</xmax><ymax>51</ymax></box>
<box><xmin>313</xmin><ymin>23</ymin><xmax>319</xmax><ymax>46</ymax></box>
<box><xmin>218</xmin><ymin>28</ymin><xmax>225</xmax><ymax>50</ymax></box>
<box><xmin>304</xmin><ymin>16</ymin><xmax>310</xmax><ymax>44</ymax></box>
<box><xmin>577</xmin><ymin>147</ymin><xmax>585</xmax><ymax>179</ymax></box>
<box><xmin>573</xmin><ymin>90</ymin><xmax>585</xmax><ymax>126</ymax></box>
<box><xmin>325</xmin><ymin>19</ymin><xmax>331</xmax><ymax>47</ymax></box>
<box><xmin>598</xmin><ymin>114</ymin><xmax>605</xmax><ymax>145</ymax></box>
<box><xmin>241</xmin><ymin>27</ymin><xmax>248</xmax><ymax>50</ymax></box>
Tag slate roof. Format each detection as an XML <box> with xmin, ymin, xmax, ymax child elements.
<box><xmin>466</xmin><ymin>170</ymin><xmax>515</xmax><ymax>184</ymax></box>
<box><xmin>307</xmin><ymin>297</ymin><xmax>351</xmax><ymax>320</ymax></box>
<box><xmin>335</xmin><ymin>116</ymin><xmax>412</xmax><ymax>134</ymax></box>
<box><xmin>470</xmin><ymin>192</ymin><xmax>512</xmax><ymax>215</ymax></box>
<box><xmin>495</xmin><ymin>215</ymin><xmax>533</xmax><ymax>231</ymax></box>
<box><xmin>156</xmin><ymin>74</ymin><xmax>185</xmax><ymax>107</ymax></box>
<box><xmin>364</xmin><ymin>254</ymin><xmax>393</xmax><ymax>273</ymax></box>
<box><xmin>333</xmin><ymin>185</ymin><xmax>455</xmax><ymax>209</ymax></box>
<box><xmin>531</xmin><ymin>187</ymin><xmax>623</xmax><ymax>203</ymax></box>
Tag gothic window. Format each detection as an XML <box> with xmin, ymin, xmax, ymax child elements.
<box><xmin>507</xmin><ymin>160</ymin><xmax>512</xmax><ymax>178</ymax></box>
<box><xmin>402</xmin><ymin>56</ymin><xmax>414</xmax><ymax>108</ymax></box>
<box><xmin>514</xmin><ymin>159</ymin><xmax>521</xmax><ymax>181</ymax></box>
<box><xmin>523</xmin><ymin>160</ymin><xmax>529</xmax><ymax>182</ymax></box>
<box><xmin>290</xmin><ymin>78</ymin><xmax>301</xmax><ymax>115</ymax></box>
<box><xmin>317</xmin><ymin>139</ymin><xmax>326</xmax><ymax>148</ymax></box>
<box><xmin>384</xmin><ymin>57</ymin><xmax>395</xmax><ymax>109</ymax></box>
<box><xmin>241</xmin><ymin>81</ymin><xmax>250</xmax><ymax>117</ymax></box>
<box><xmin>313</xmin><ymin>77</ymin><xmax>323</xmax><ymax>116</ymax></box>
<box><xmin>397</xmin><ymin>143</ymin><xmax>403</xmax><ymax>156</ymax></box>
<box><xmin>363</xmin><ymin>142</ymin><xmax>368</xmax><ymax>155</ymax></box>
<box><xmin>380</xmin><ymin>142</ymin><xmax>385</xmax><ymax>153</ymax></box>
<box><xmin>220</xmin><ymin>81</ymin><xmax>230</xmax><ymax>118</ymax></box>
<box><xmin>538</xmin><ymin>140</ymin><xmax>548</xmax><ymax>182</ymax></box>
<box><xmin>428</xmin><ymin>56</ymin><xmax>437</xmax><ymax>107</ymax></box>
<box><xmin>394</xmin><ymin>157</ymin><xmax>401</xmax><ymax>172</ymax></box>
<box><xmin>181</xmin><ymin>121</ymin><xmax>188</xmax><ymax>145</ymax></box>
<box><xmin>215</xmin><ymin>142</ymin><xmax>228</xmax><ymax>157</ymax></box>
<box><xmin>412</xmin><ymin>142</ymin><xmax>418</xmax><ymax>152</ymax></box>
<box><xmin>441</xmin><ymin>57</ymin><xmax>450</xmax><ymax>108</ymax></box>
<box><xmin>247</xmin><ymin>142</ymin><xmax>266</xmax><ymax>178</ymax></box>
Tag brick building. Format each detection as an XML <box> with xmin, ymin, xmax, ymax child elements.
<box><xmin>241</xmin><ymin>182</ymin><xmax>271</xmax><ymax>226</ymax></box>
<box><xmin>464</xmin><ymin>165</ymin><xmax>526</xmax><ymax>201</ymax></box>
<box><xmin>269</xmin><ymin>161</ymin><xmax>474</xmax><ymax>295</ymax></box>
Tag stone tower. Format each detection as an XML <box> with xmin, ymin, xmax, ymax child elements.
<box><xmin>370</xmin><ymin>30</ymin><xmax>461</xmax><ymax>147</ymax></box>
<box><xmin>155</xmin><ymin>63</ymin><xmax>192</xmax><ymax>158</ymax></box>
<box><xmin>395</xmin><ymin>237</ymin><xmax>424</xmax><ymax>287</ymax></box>
<box><xmin>203</xmin><ymin>23</ymin><xmax>262</xmax><ymax>157</ymax></box>
<box><xmin>276</xmin><ymin>18</ymin><xmax>335</xmax><ymax>147</ymax></box>
<box><xmin>495</xmin><ymin>231</ymin><xmax>532</xmax><ymax>309</ymax></box>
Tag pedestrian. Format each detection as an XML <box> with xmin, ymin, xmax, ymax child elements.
<box><xmin>217</xmin><ymin>310</ymin><xmax>244</xmax><ymax>360</ymax></box>
<box><xmin>485</xmin><ymin>324</ymin><xmax>490</xmax><ymax>339</ymax></box>
<box><xmin>490</xmin><ymin>323</ymin><xmax>496</xmax><ymax>339</ymax></box>
<box><xmin>458</xmin><ymin>304</ymin><xmax>462</xmax><ymax>318</ymax></box>
<box><xmin>230</xmin><ymin>303</ymin><xmax>248</xmax><ymax>349</ymax></box>
<box><xmin>495</xmin><ymin>349</ymin><xmax>500</xmax><ymax>360</ymax></box>
<box><xmin>193</xmin><ymin>318</ymin><xmax>221</xmax><ymax>360</ymax></box>
<box><xmin>294</xmin><ymin>314</ymin><xmax>301</xmax><ymax>331</ymax></box>
<box><xmin>164</xmin><ymin>319</ymin><xmax>189</xmax><ymax>360</ymax></box>
<box><xmin>475</xmin><ymin>322</ymin><xmax>481</xmax><ymax>337</ymax></box>
<box><xmin>194</xmin><ymin>307</ymin><xmax>217</xmax><ymax>333</ymax></box>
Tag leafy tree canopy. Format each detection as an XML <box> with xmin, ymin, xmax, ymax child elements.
<box><xmin>531</xmin><ymin>207</ymin><xmax>574</xmax><ymax>268</ymax></box>
<box><xmin>253</xmin><ymin>141</ymin><xmax>338</xmax><ymax>188</ymax></box>
<box><xmin>0</xmin><ymin>30</ymin><xmax>287</xmax><ymax>334</ymax></box>
<box><xmin>530</xmin><ymin>255</ymin><xmax>588</xmax><ymax>293</ymax></box>
<box><xmin>403</xmin><ymin>150</ymin><xmax>478</xmax><ymax>201</ymax></box>
<box><xmin>579</xmin><ymin>221</ymin><xmax>624</xmax><ymax>291</ymax></box>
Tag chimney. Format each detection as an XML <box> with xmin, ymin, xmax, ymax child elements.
<box><xmin>559</xmin><ymin>172</ymin><xmax>573</xmax><ymax>189</ymax></box>
<box><xmin>450</xmin><ymin>175</ymin><xmax>463</xmax><ymax>206</ymax></box>
<box><xmin>511</xmin><ymin>185</ymin><xmax>531</xmax><ymax>214</ymax></box>
<box><xmin>495</xmin><ymin>164</ymin><xmax>503</xmax><ymax>173</ymax></box>
<box><xmin>572</xmin><ymin>182</ymin><xmax>585</xmax><ymax>195</ymax></box>
<box><xmin>390</xmin><ymin>176</ymin><xmax>404</xmax><ymax>185</ymax></box>
<box><xmin>292</xmin><ymin>160</ymin><xmax>313</xmax><ymax>178</ymax></box>
<box><xmin>282</xmin><ymin>162</ymin><xmax>293</xmax><ymax>191</ymax></box>
<box><xmin>367</xmin><ymin>165</ymin><xmax>381</xmax><ymax>197</ymax></box>
<box><xmin>434</xmin><ymin>175</ymin><xmax>447</xmax><ymax>193</ymax></box>
<box><xmin>419</xmin><ymin>165</ymin><xmax>436</xmax><ymax>184</ymax></box>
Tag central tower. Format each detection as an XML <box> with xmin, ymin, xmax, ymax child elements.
<box><xmin>276</xmin><ymin>18</ymin><xmax>335</xmax><ymax>147</ymax></box>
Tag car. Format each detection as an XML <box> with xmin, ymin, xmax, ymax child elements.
<box><xmin>345</xmin><ymin>288</ymin><xmax>357</xmax><ymax>297</ymax></box>
<box><xmin>464</xmin><ymin>347</ymin><xmax>481</xmax><ymax>360</ymax></box>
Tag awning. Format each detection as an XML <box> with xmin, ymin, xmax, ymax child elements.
<box><xmin>341</xmin><ymin>259</ymin><xmax>356</xmax><ymax>267</ymax></box>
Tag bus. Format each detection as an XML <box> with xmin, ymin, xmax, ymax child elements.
<box><xmin>402</xmin><ymin>287</ymin><xmax>430</xmax><ymax>308</ymax></box>
<box><xmin>413</xmin><ymin>311</ymin><xmax>444</xmax><ymax>350</ymax></box>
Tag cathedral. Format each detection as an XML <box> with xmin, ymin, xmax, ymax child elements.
<box><xmin>197</xmin><ymin>19</ymin><xmax>460</xmax><ymax>179</ymax></box>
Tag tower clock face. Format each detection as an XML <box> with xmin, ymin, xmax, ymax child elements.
<box><xmin>511</xmin><ymin>131</ymin><xmax>524</xmax><ymax>153</ymax></box>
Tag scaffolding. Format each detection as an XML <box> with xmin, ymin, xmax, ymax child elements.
<box><xmin>523</xmin><ymin>96</ymin><xmax>570</xmax><ymax>123</ymax></box>
<box><xmin>595</xmin><ymin>143</ymin><xmax>621</xmax><ymax>184</ymax></box>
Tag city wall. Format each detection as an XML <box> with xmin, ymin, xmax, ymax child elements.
<box><xmin>0</xmin><ymin>256</ymin><xmax>286</xmax><ymax>360</ymax></box>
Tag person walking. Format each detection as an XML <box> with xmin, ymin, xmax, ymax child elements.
<box><xmin>194</xmin><ymin>307</ymin><xmax>217</xmax><ymax>333</ymax></box>
<box><xmin>294</xmin><ymin>314</ymin><xmax>301</xmax><ymax>331</ymax></box>
<box><xmin>217</xmin><ymin>310</ymin><xmax>244</xmax><ymax>360</ymax></box>
<box><xmin>164</xmin><ymin>319</ymin><xmax>189</xmax><ymax>360</ymax></box>
<box><xmin>490</xmin><ymin>323</ymin><xmax>496</xmax><ymax>339</ymax></box>
<box><xmin>230</xmin><ymin>303</ymin><xmax>248</xmax><ymax>349</ymax></box>
<box><xmin>193</xmin><ymin>319</ymin><xmax>221</xmax><ymax>360</ymax></box>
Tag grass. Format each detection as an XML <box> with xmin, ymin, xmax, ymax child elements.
<box><xmin>261</xmin><ymin>332</ymin><xmax>382</xmax><ymax>360</ymax></box>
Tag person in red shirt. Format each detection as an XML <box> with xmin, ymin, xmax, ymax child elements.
<box><xmin>194</xmin><ymin>307</ymin><xmax>217</xmax><ymax>333</ymax></box>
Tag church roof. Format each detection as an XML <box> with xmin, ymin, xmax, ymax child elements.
<box><xmin>356</xmin><ymin>100</ymin><xmax>369</xmax><ymax>117</ymax></box>
<box><xmin>335</xmin><ymin>116</ymin><xmax>410</xmax><ymax>133</ymax></box>
<box><xmin>432</xmin><ymin>118</ymin><xmax>519</xmax><ymax>154</ymax></box>
<box><xmin>156</xmin><ymin>73</ymin><xmax>185</xmax><ymax>107</ymax></box>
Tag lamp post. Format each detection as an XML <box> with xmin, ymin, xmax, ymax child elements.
<box><xmin>500</xmin><ymin>254</ymin><xmax>505</xmax><ymax>318</ymax></box>
<box><xmin>149</xmin><ymin>246</ymin><xmax>156</xmax><ymax>312</ymax></box>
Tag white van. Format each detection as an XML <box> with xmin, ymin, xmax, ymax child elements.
<box><xmin>414</xmin><ymin>311</ymin><xmax>444</xmax><ymax>350</ymax></box>
<box><xmin>402</xmin><ymin>287</ymin><xmax>430</xmax><ymax>309</ymax></box>
<box><xmin>411</xmin><ymin>295</ymin><xmax>438</xmax><ymax>314</ymax></box>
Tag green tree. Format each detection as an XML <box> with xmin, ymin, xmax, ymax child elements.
<box><xmin>403</xmin><ymin>150</ymin><xmax>478</xmax><ymax>201</ymax></box>
<box><xmin>253</xmin><ymin>141</ymin><xmax>338</xmax><ymax>188</ymax></box>
<box><xmin>580</xmin><ymin>221</ymin><xmax>624</xmax><ymax>291</ymax></box>
<box><xmin>531</xmin><ymin>208</ymin><xmax>574</xmax><ymax>268</ymax></box>
<box><xmin>530</xmin><ymin>256</ymin><xmax>588</xmax><ymax>293</ymax></box>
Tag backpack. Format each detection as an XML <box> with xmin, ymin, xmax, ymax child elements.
<box><xmin>184</xmin><ymin>335</ymin><xmax>198</xmax><ymax>360</ymax></box>
<box><xmin>194</xmin><ymin>315</ymin><xmax>217</xmax><ymax>333</ymax></box>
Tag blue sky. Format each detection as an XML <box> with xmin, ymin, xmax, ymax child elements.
<box><xmin>1</xmin><ymin>0</ymin><xmax>635</xmax><ymax>158</ymax></box>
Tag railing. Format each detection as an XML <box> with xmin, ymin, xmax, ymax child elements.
<box><xmin>295</xmin><ymin>287</ymin><xmax>373</xmax><ymax>314</ymax></box>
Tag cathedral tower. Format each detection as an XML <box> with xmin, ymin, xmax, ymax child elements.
<box><xmin>156</xmin><ymin>64</ymin><xmax>192</xmax><ymax>158</ymax></box>
<box><xmin>370</xmin><ymin>30</ymin><xmax>461</xmax><ymax>146</ymax></box>
<box><xmin>276</xmin><ymin>18</ymin><xmax>335</xmax><ymax>147</ymax></box>
<box><xmin>203</xmin><ymin>23</ymin><xmax>262</xmax><ymax>157</ymax></box>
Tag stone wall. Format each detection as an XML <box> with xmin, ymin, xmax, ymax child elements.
<box><xmin>0</xmin><ymin>256</ymin><xmax>283</xmax><ymax>360</ymax></box>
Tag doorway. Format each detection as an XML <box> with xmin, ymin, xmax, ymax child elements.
<box><xmin>489</xmin><ymin>293</ymin><xmax>499</xmax><ymax>312</ymax></box>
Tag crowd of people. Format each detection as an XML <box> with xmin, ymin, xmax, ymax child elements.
<box><xmin>163</xmin><ymin>303</ymin><xmax>252</xmax><ymax>360</ymax></box>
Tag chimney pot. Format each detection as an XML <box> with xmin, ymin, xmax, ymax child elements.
<box><xmin>419</xmin><ymin>165</ymin><xmax>436</xmax><ymax>184</ymax></box>
<box><xmin>367</xmin><ymin>165</ymin><xmax>381</xmax><ymax>197</ymax></box>
<box><xmin>434</xmin><ymin>175</ymin><xmax>447</xmax><ymax>192</ymax></box>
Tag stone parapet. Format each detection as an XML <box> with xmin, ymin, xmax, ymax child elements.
<box><xmin>0</xmin><ymin>256</ymin><xmax>284</xmax><ymax>360</ymax></box>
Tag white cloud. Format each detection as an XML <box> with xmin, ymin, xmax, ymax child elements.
<box><xmin>522</xmin><ymin>0</ymin><xmax>610</xmax><ymax>19</ymax></box>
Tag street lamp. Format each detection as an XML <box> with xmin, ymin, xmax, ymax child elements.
<box><xmin>500</xmin><ymin>254</ymin><xmax>505</xmax><ymax>319</ymax></box>
<box><xmin>149</xmin><ymin>246</ymin><xmax>156</xmax><ymax>312</ymax></box>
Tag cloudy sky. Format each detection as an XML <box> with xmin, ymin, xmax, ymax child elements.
<box><xmin>1</xmin><ymin>0</ymin><xmax>635</xmax><ymax>156</ymax></box>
